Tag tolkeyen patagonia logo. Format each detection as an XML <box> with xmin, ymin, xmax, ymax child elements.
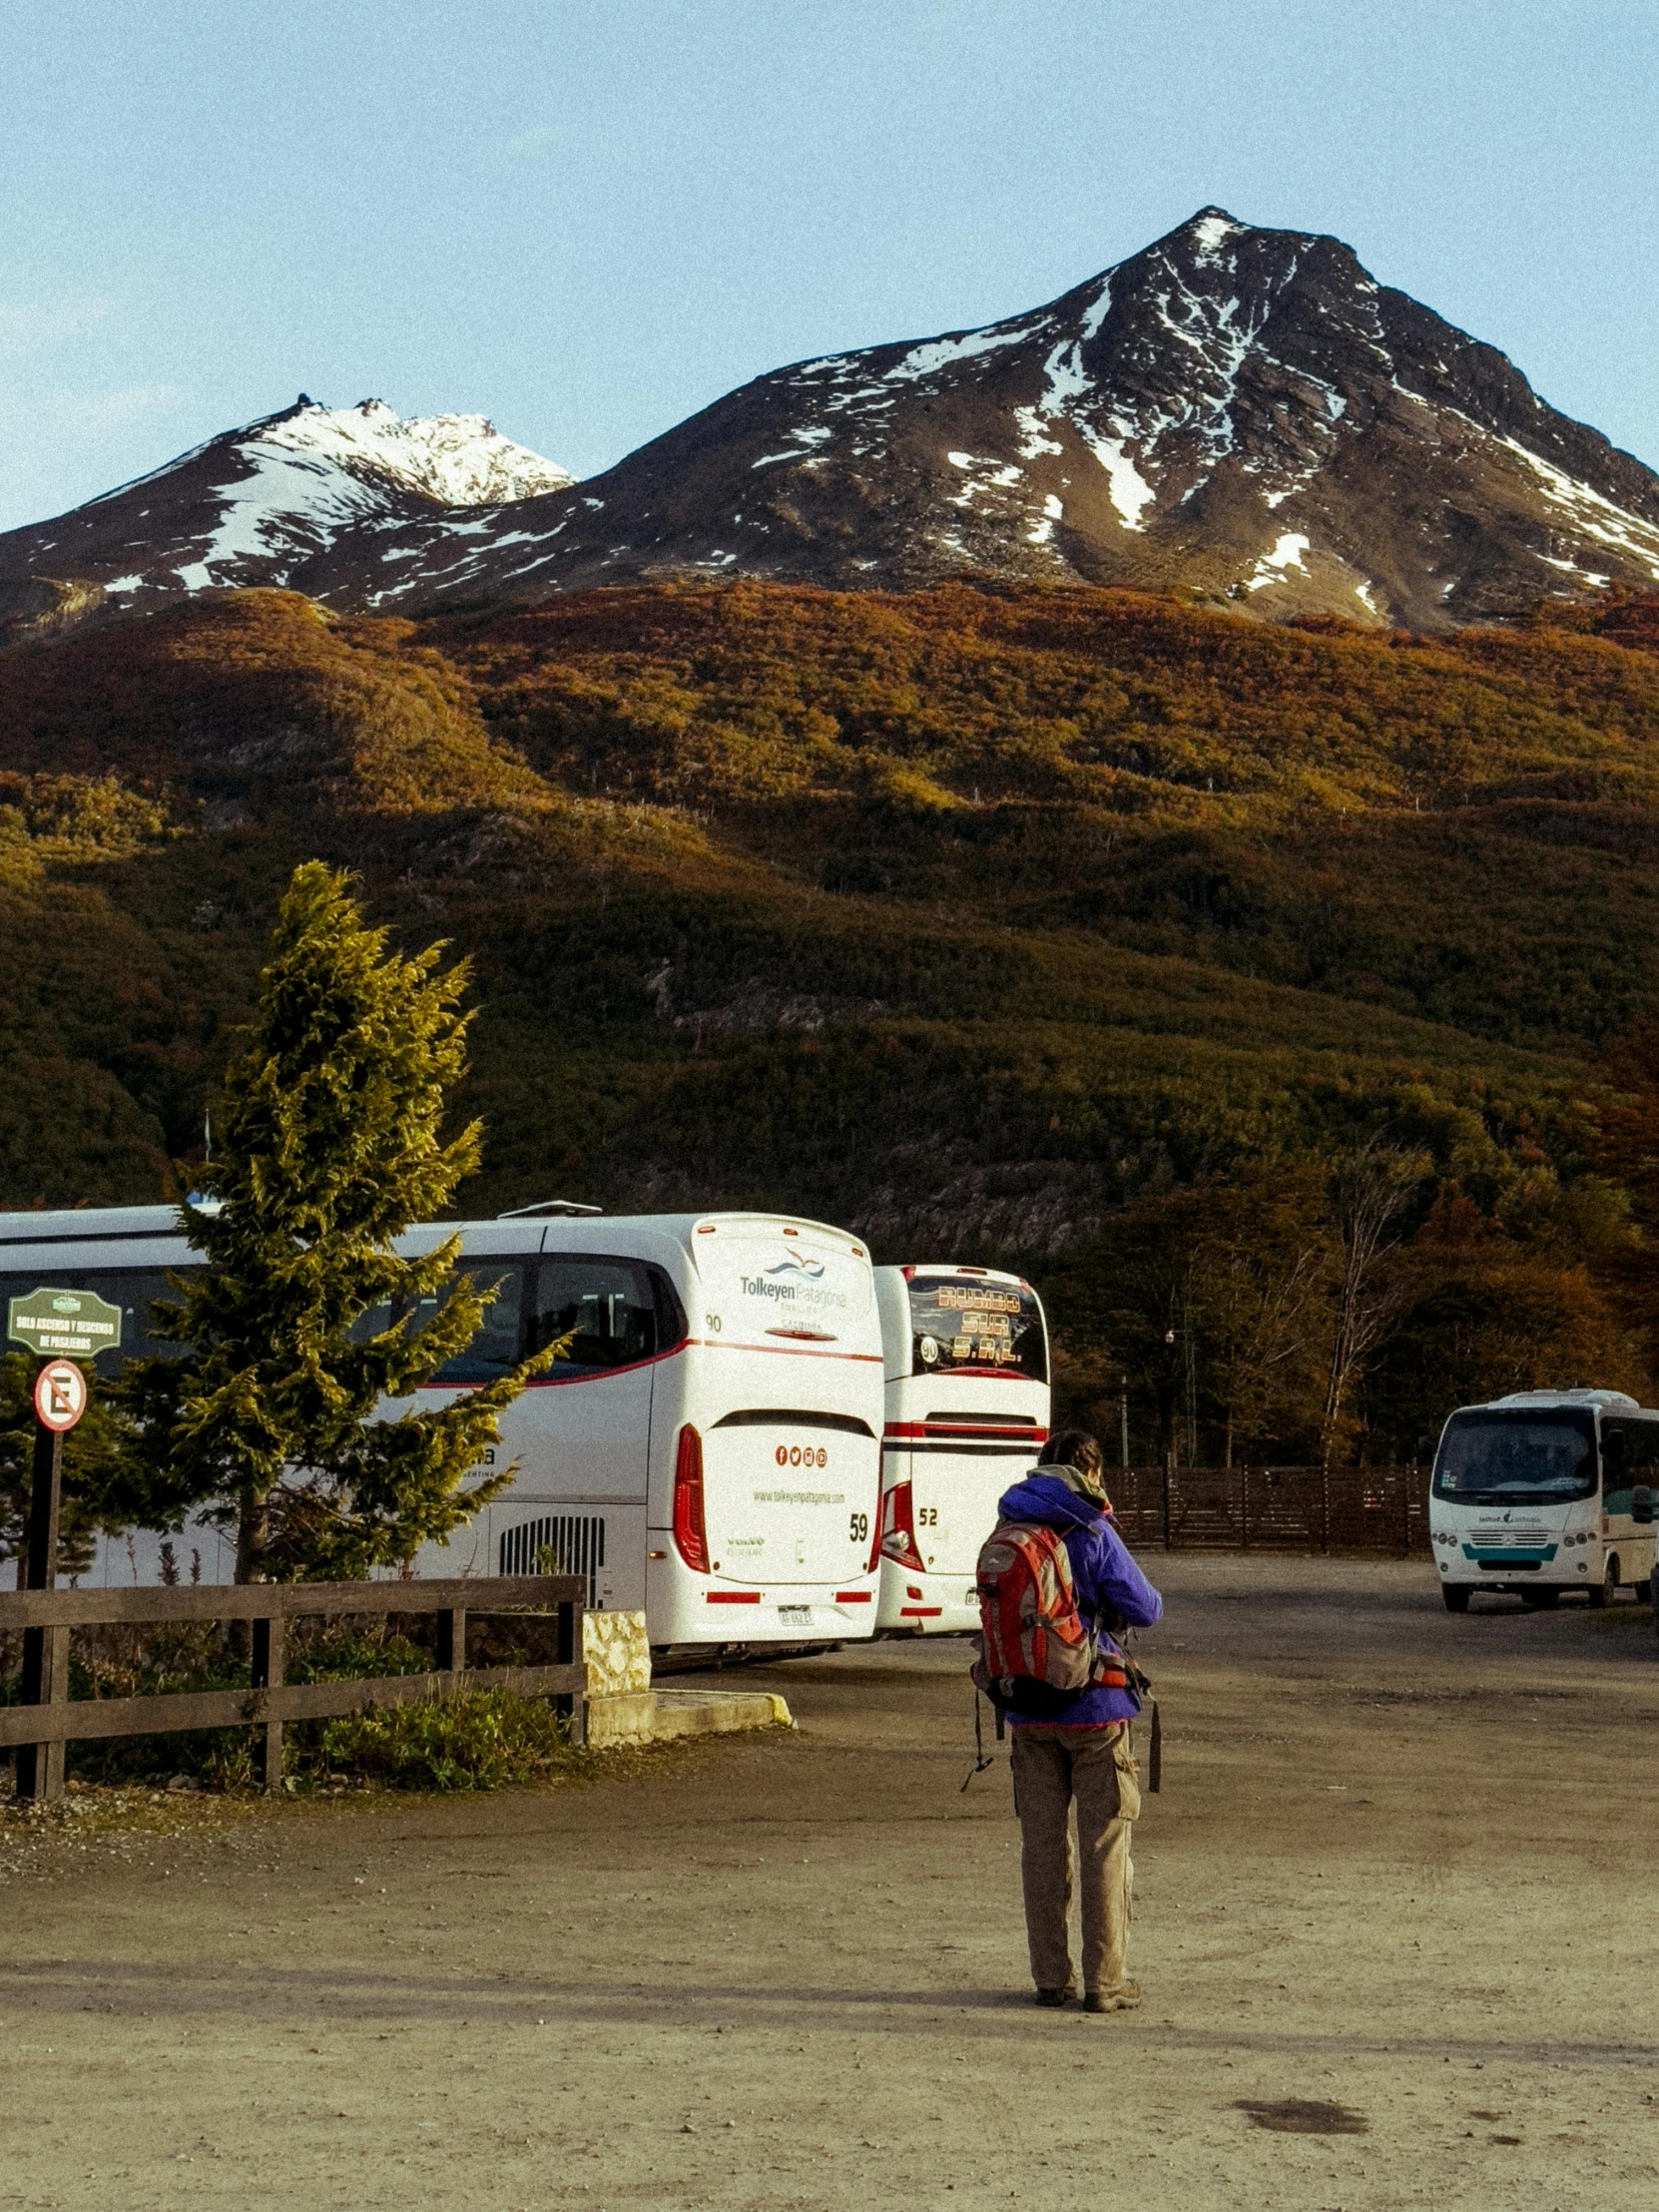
<box><xmin>739</xmin><ymin>1251</ymin><xmax>846</xmax><ymax>1310</ymax></box>
<box><xmin>765</xmin><ymin>1252</ymin><xmax>826</xmax><ymax>1282</ymax></box>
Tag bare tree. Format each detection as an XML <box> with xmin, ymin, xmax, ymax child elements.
<box><xmin>1203</xmin><ymin>1214</ymin><xmax>1334</xmax><ymax>1464</ymax></box>
<box><xmin>1321</xmin><ymin>1143</ymin><xmax>1424</xmax><ymax>1468</ymax></box>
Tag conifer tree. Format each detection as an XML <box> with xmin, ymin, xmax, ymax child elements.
<box><xmin>119</xmin><ymin>861</ymin><xmax>543</xmax><ymax>1580</ymax></box>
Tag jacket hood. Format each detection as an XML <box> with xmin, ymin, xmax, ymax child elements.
<box><xmin>998</xmin><ymin>1469</ymin><xmax>1107</xmax><ymax>1533</ymax></box>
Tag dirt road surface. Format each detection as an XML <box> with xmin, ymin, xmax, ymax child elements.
<box><xmin>4</xmin><ymin>1554</ymin><xmax>1659</xmax><ymax>2211</ymax></box>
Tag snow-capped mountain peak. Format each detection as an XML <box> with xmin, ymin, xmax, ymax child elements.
<box><xmin>0</xmin><ymin>394</ymin><xmax>575</xmax><ymax>613</ymax></box>
<box><xmin>259</xmin><ymin>397</ymin><xmax>574</xmax><ymax>506</ymax></box>
<box><xmin>404</xmin><ymin>202</ymin><xmax>1649</xmax><ymax>629</ymax></box>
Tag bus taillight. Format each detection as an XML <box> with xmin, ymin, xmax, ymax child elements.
<box><xmin>673</xmin><ymin>1424</ymin><xmax>709</xmax><ymax>1572</ymax></box>
<box><xmin>880</xmin><ymin>1477</ymin><xmax>922</xmax><ymax>1568</ymax></box>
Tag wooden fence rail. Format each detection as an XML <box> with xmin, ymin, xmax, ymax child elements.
<box><xmin>0</xmin><ymin>1573</ymin><xmax>585</xmax><ymax>1803</ymax></box>
<box><xmin>1104</xmin><ymin>1464</ymin><xmax>1430</xmax><ymax>1557</ymax></box>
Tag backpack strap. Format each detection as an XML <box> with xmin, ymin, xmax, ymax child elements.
<box><xmin>1088</xmin><ymin>1635</ymin><xmax>1153</xmax><ymax>1702</ymax></box>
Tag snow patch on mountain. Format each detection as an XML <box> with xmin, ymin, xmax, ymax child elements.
<box><xmin>1191</xmin><ymin>211</ymin><xmax>1242</xmax><ymax>262</ymax></box>
<box><xmin>886</xmin><ymin>322</ymin><xmax>1031</xmax><ymax>383</ymax></box>
<box><xmin>946</xmin><ymin>452</ymin><xmax>1025</xmax><ymax>511</ymax></box>
<box><xmin>1027</xmin><ymin>492</ymin><xmax>1064</xmax><ymax>546</ymax></box>
<box><xmin>1498</xmin><ymin>435</ymin><xmax>1659</xmax><ymax>581</ymax></box>
<box><xmin>1090</xmin><ymin>438</ymin><xmax>1157</xmax><ymax>531</ymax></box>
<box><xmin>1245</xmin><ymin>532</ymin><xmax>1312</xmax><ymax>590</ymax></box>
<box><xmin>171</xmin><ymin>439</ymin><xmax>379</xmax><ymax>591</ymax></box>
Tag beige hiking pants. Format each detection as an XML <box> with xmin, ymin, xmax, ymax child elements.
<box><xmin>1010</xmin><ymin>1723</ymin><xmax>1141</xmax><ymax>1994</ymax></box>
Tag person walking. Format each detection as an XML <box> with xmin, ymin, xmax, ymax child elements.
<box><xmin>991</xmin><ymin>1428</ymin><xmax>1162</xmax><ymax>2013</ymax></box>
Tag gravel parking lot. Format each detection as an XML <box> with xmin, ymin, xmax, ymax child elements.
<box><xmin>4</xmin><ymin>1553</ymin><xmax>1659</xmax><ymax>2211</ymax></box>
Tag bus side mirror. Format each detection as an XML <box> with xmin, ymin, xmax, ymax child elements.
<box><xmin>1632</xmin><ymin>1486</ymin><xmax>1655</xmax><ymax>1526</ymax></box>
<box><xmin>1416</xmin><ymin>1435</ymin><xmax>1435</xmax><ymax>1465</ymax></box>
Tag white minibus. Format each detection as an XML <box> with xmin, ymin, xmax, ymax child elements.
<box><xmin>0</xmin><ymin>1203</ymin><xmax>885</xmax><ymax>1654</ymax></box>
<box><xmin>872</xmin><ymin>1263</ymin><xmax>1050</xmax><ymax>1634</ymax></box>
<box><xmin>1429</xmin><ymin>1387</ymin><xmax>1659</xmax><ymax>1611</ymax></box>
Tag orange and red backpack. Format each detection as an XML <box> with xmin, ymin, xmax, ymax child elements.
<box><xmin>973</xmin><ymin>1516</ymin><xmax>1131</xmax><ymax>1701</ymax></box>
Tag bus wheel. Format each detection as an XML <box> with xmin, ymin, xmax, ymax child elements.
<box><xmin>1441</xmin><ymin>1583</ymin><xmax>1471</xmax><ymax>1614</ymax></box>
<box><xmin>1520</xmin><ymin>1587</ymin><xmax>1559</xmax><ymax>1609</ymax></box>
<box><xmin>1587</xmin><ymin>1558</ymin><xmax>1618</xmax><ymax>1609</ymax></box>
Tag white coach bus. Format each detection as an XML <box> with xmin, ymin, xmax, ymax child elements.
<box><xmin>1429</xmin><ymin>1387</ymin><xmax>1659</xmax><ymax>1612</ymax></box>
<box><xmin>872</xmin><ymin>1264</ymin><xmax>1050</xmax><ymax>1634</ymax></box>
<box><xmin>0</xmin><ymin>1203</ymin><xmax>885</xmax><ymax>1653</ymax></box>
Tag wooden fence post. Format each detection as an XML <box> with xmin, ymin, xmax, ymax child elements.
<box><xmin>16</xmin><ymin>1624</ymin><xmax>70</xmax><ymax>1801</ymax></box>
<box><xmin>434</xmin><ymin>1606</ymin><xmax>467</xmax><ymax>1680</ymax></box>
<box><xmin>557</xmin><ymin>1589</ymin><xmax>585</xmax><ymax>1747</ymax></box>
<box><xmin>251</xmin><ymin>1609</ymin><xmax>285</xmax><ymax>1793</ymax></box>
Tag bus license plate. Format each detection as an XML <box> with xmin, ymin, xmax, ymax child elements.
<box><xmin>779</xmin><ymin>1606</ymin><xmax>813</xmax><ymax>1628</ymax></box>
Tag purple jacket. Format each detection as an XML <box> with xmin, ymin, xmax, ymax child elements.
<box><xmin>996</xmin><ymin>1469</ymin><xmax>1163</xmax><ymax>1727</ymax></box>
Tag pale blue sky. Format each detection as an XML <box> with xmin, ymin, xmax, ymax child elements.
<box><xmin>1</xmin><ymin>0</ymin><xmax>1655</xmax><ymax>530</ymax></box>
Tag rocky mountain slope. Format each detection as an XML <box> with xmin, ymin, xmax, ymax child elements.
<box><xmin>0</xmin><ymin>398</ymin><xmax>571</xmax><ymax>639</ymax></box>
<box><xmin>4</xmin><ymin>212</ymin><xmax>1658</xmax><ymax>632</ymax></box>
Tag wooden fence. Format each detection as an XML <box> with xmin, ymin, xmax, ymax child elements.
<box><xmin>1105</xmin><ymin>1465</ymin><xmax>1430</xmax><ymax>1558</ymax></box>
<box><xmin>0</xmin><ymin>1573</ymin><xmax>585</xmax><ymax>1804</ymax></box>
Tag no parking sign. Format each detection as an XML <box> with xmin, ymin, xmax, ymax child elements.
<box><xmin>33</xmin><ymin>1359</ymin><xmax>88</xmax><ymax>1433</ymax></box>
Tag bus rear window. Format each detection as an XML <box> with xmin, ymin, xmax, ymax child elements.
<box><xmin>907</xmin><ymin>1277</ymin><xmax>1045</xmax><ymax>1382</ymax></box>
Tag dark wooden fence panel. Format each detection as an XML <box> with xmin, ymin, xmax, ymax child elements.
<box><xmin>1</xmin><ymin>1574</ymin><xmax>584</xmax><ymax>1804</ymax></box>
<box><xmin>1105</xmin><ymin>1466</ymin><xmax>1430</xmax><ymax>1556</ymax></box>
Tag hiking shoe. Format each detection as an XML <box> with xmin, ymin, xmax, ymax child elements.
<box><xmin>1083</xmin><ymin>1982</ymin><xmax>1142</xmax><ymax>2013</ymax></box>
<box><xmin>1034</xmin><ymin>1984</ymin><xmax>1076</xmax><ymax>2008</ymax></box>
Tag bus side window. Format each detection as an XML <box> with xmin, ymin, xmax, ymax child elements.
<box><xmin>406</xmin><ymin>1266</ymin><xmax>527</xmax><ymax>1384</ymax></box>
<box><xmin>530</xmin><ymin>1257</ymin><xmax>675</xmax><ymax>1374</ymax></box>
<box><xmin>652</xmin><ymin>1269</ymin><xmax>689</xmax><ymax>1358</ymax></box>
<box><xmin>348</xmin><ymin>1297</ymin><xmax>399</xmax><ymax>1345</ymax></box>
<box><xmin>1625</xmin><ymin>1421</ymin><xmax>1659</xmax><ymax>1492</ymax></box>
<box><xmin>1602</xmin><ymin>1419</ymin><xmax>1644</xmax><ymax>1510</ymax></box>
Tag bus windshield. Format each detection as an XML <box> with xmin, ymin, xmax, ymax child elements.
<box><xmin>907</xmin><ymin>1276</ymin><xmax>1045</xmax><ymax>1382</ymax></box>
<box><xmin>1431</xmin><ymin>1408</ymin><xmax>1598</xmax><ymax>1504</ymax></box>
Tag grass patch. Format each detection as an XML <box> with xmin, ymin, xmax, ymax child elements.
<box><xmin>306</xmin><ymin>1687</ymin><xmax>579</xmax><ymax>1793</ymax></box>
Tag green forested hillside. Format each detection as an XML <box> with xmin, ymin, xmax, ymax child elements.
<box><xmin>4</xmin><ymin>580</ymin><xmax>1658</xmax><ymax>1455</ymax></box>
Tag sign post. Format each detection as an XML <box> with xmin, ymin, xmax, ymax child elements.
<box><xmin>9</xmin><ymin>1292</ymin><xmax>118</xmax><ymax>1803</ymax></box>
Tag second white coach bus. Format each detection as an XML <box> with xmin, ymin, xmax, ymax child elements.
<box><xmin>872</xmin><ymin>1263</ymin><xmax>1050</xmax><ymax>1634</ymax></box>
<box><xmin>0</xmin><ymin>1203</ymin><xmax>885</xmax><ymax>1653</ymax></box>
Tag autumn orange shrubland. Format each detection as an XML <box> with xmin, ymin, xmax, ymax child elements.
<box><xmin>4</xmin><ymin>577</ymin><xmax>1659</xmax><ymax>1451</ymax></box>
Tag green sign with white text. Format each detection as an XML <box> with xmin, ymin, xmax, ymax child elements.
<box><xmin>8</xmin><ymin>1286</ymin><xmax>124</xmax><ymax>1361</ymax></box>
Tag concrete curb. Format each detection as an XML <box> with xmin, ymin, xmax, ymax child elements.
<box><xmin>585</xmin><ymin>1687</ymin><xmax>794</xmax><ymax>1749</ymax></box>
